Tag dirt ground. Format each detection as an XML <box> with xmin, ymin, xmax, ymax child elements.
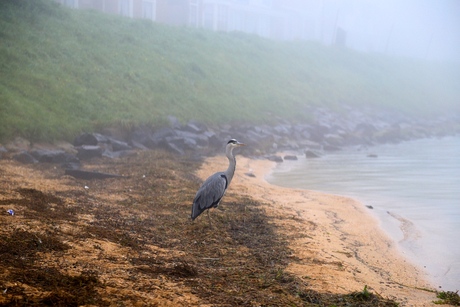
<box><xmin>0</xmin><ymin>149</ymin><xmax>438</xmax><ymax>306</ymax></box>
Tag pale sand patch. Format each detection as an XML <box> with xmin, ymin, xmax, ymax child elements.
<box><xmin>197</xmin><ymin>155</ymin><xmax>437</xmax><ymax>306</ymax></box>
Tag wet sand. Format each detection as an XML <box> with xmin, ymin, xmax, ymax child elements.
<box><xmin>197</xmin><ymin>155</ymin><xmax>437</xmax><ymax>306</ymax></box>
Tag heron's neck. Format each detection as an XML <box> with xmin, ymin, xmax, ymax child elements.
<box><xmin>225</xmin><ymin>146</ymin><xmax>236</xmax><ymax>184</ymax></box>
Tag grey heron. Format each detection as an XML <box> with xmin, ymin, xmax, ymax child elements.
<box><xmin>191</xmin><ymin>139</ymin><xmax>245</xmax><ymax>221</ymax></box>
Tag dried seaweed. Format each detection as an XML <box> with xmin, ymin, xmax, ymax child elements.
<box><xmin>0</xmin><ymin>150</ymin><xmax>405</xmax><ymax>306</ymax></box>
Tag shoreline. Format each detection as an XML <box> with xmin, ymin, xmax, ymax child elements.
<box><xmin>197</xmin><ymin>155</ymin><xmax>437</xmax><ymax>306</ymax></box>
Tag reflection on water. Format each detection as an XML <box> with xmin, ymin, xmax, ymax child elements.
<box><xmin>268</xmin><ymin>136</ymin><xmax>460</xmax><ymax>290</ymax></box>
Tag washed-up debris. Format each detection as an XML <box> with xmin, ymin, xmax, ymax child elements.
<box><xmin>7</xmin><ymin>209</ymin><xmax>15</xmax><ymax>216</ymax></box>
<box><xmin>64</xmin><ymin>169</ymin><xmax>125</xmax><ymax>180</ymax></box>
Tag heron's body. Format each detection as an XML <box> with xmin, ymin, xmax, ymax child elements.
<box><xmin>191</xmin><ymin>139</ymin><xmax>245</xmax><ymax>221</ymax></box>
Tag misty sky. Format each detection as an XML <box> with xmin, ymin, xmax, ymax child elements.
<box><xmin>316</xmin><ymin>0</ymin><xmax>460</xmax><ymax>62</ymax></box>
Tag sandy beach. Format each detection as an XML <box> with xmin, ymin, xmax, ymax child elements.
<box><xmin>197</xmin><ymin>155</ymin><xmax>437</xmax><ymax>306</ymax></box>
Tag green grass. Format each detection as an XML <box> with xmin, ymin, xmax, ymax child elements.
<box><xmin>434</xmin><ymin>291</ymin><xmax>460</xmax><ymax>305</ymax></box>
<box><xmin>1</xmin><ymin>0</ymin><xmax>459</xmax><ymax>142</ymax></box>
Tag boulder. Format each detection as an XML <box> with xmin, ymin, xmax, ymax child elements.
<box><xmin>203</xmin><ymin>131</ymin><xmax>221</xmax><ymax>148</ymax></box>
<box><xmin>283</xmin><ymin>155</ymin><xmax>298</xmax><ymax>161</ymax></box>
<box><xmin>374</xmin><ymin>124</ymin><xmax>402</xmax><ymax>143</ymax></box>
<box><xmin>30</xmin><ymin>149</ymin><xmax>78</xmax><ymax>163</ymax></box>
<box><xmin>73</xmin><ymin>133</ymin><xmax>109</xmax><ymax>146</ymax></box>
<box><xmin>273</xmin><ymin>124</ymin><xmax>291</xmax><ymax>136</ymax></box>
<box><xmin>102</xmin><ymin>149</ymin><xmax>136</xmax><ymax>159</ymax></box>
<box><xmin>175</xmin><ymin>130</ymin><xmax>209</xmax><ymax>147</ymax></box>
<box><xmin>180</xmin><ymin>121</ymin><xmax>206</xmax><ymax>133</ymax></box>
<box><xmin>267</xmin><ymin>155</ymin><xmax>283</xmax><ymax>163</ymax></box>
<box><xmin>301</xmin><ymin>140</ymin><xmax>322</xmax><ymax>150</ymax></box>
<box><xmin>110</xmin><ymin>139</ymin><xmax>132</xmax><ymax>152</ymax></box>
<box><xmin>130</xmin><ymin>128</ymin><xmax>156</xmax><ymax>149</ymax></box>
<box><xmin>354</xmin><ymin>123</ymin><xmax>378</xmax><ymax>139</ymax></box>
<box><xmin>163</xmin><ymin>141</ymin><xmax>185</xmax><ymax>155</ymax></box>
<box><xmin>150</xmin><ymin>128</ymin><xmax>177</xmax><ymax>146</ymax></box>
<box><xmin>307</xmin><ymin>124</ymin><xmax>331</xmax><ymax>143</ymax></box>
<box><xmin>305</xmin><ymin>150</ymin><xmax>320</xmax><ymax>158</ymax></box>
<box><xmin>324</xmin><ymin>134</ymin><xmax>345</xmax><ymax>147</ymax></box>
<box><xmin>323</xmin><ymin>144</ymin><xmax>341</xmax><ymax>151</ymax></box>
<box><xmin>151</xmin><ymin>137</ymin><xmax>186</xmax><ymax>155</ymax></box>
<box><xmin>13</xmin><ymin>151</ymin><xmax>37</xmax><ymax>164</ymax></box>
<box><xmin>164</xmin><ymin>136</ymin><xmax>195</xmax><ymax>151</ymax></box>
<box><xmin>76</xmin><ymin>145</ymin><xmax>104</xmax><ymax>160</ymax></box>
<box><xmin>130</xmin><ymin>126</ymin><xmax>179</xmax><ymax>149</ymax></box>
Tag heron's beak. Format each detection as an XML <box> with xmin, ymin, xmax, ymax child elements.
<box><xmin>237</xmin><ymin>142</ymin><xmax>246</xmax><ymax>147</ymax></box>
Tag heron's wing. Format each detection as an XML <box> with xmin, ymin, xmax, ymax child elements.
<box><xmin>191</xmin><ymin>172</ymin><xmax>227</xmax><ymax>219</ymax></box>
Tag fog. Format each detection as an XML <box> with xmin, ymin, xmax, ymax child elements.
<box><xmin>306</xmin><ymin>0</ymin><xmax>460</xmax><ymax>62</ymax></box>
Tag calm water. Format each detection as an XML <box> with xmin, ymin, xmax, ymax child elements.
<box><xmin>268</xmin><ymin>136</ymin><xmax>460</xmax><ymax>290</ymax></box>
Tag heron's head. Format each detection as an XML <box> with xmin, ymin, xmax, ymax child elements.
<box><xmin>227</xmin><ymin>139</ymin><xmax>245</xmax><ymax>147</ymax></box>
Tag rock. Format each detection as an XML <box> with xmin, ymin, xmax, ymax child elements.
<box><xmin>374</xmin><ymin>124</ymin><xmax>402</xmax><ymax>143</ymax></box>
<box><xmin>283</xmin><ymin>155</ymin><xmax>298</xmax><ymax>161</ymax></box>
<box><xmin>245</xmin><ymin>172</ymin><xmax>256</xmax><ymax>178</ymax></box>
<box><xmin>76</xmin><ymin>145</ymin><xmax>104</xmax><ymax>160</ymax></box>
<box><xmin>30</xmin><ymin>149</ymin><xmax>78</xmax><ymax>163</ymax></box>
<box><xmin>102</xmin><ymin>149</ymin><xmax>136</xmax><ymax>159</ymax></box>
<box><xmin>354</xmin><ymin>123</ymin><xmax>377</xmax><ymax>139</ymax></box>
<box><xmin>245</xmin><ymin>129</ymin><xmax>275</xmax><ymax>149</ymax></box>
<box><xmin>324</xmin><ymin>134</ymin><xmax>344</xmax><ymax>146</ymax></box>
<box><xmin>273</xmin><ymin>124</ymin><xmax>291</xmax><ymax>136</ymax></box>
<box><xmin>301</xmin><ymin>140</ymin><xmax>322</xmax><ymax>150</ymax></box>
<box><xmin>74</xmin><ymin>133</ymin><xmax>97</xmax><ymax>146</ymax></box>
<box><xmin>305</xmin><ymin>150</ymin><xmax>320</xmax><ymax>158</ymax></box>
<box><xmin>7</xmin><ymin>107</ymin><xmax>455</xmax><ymax>160</ymax></box>
<box><xmin>367</xmin><ymin>153</ymin><xmax>378</xmax><ymax>158</ymax></box>
<box><xmin>131</xmin><ymin>126</ymin><xmax>177</xmax><ymax>150</ymax></box>
<box><xmin>73</xmin><ymin>133</ymin><xmax>109</xmax><ymax>146</ymax></box>
<box><xmin>165</xmin><ymin>136</ymin><xmax>195</xmax><ymax>152</ymax></box>
<box><xmin>154</xmin><ymin>138</ymin><xmax>186</xmax><ymax>155</ymax></box>
<box><xmin>53</xmin><ymin>141</ymin><xmax>78</xmax><ymax>155</ymax></box>
<box><xmin>267</xmin><ymin>155</ymin><xmax>283</xmax><ymax>163</ymax></box>
<box><xmin>13</xmin><ymin>151</ymin><xmax>37</xmax><ymax>164</ymax></box>
<box><xmin>203</xmin><ymin>131</ymin><xmax>221</xmax><ymax>148</ymax></box>
<box><xmin>151</xmin><ymin>127</ymin><xmax>176</xmax><ymax>144</ymax></box>
<box><xmin>181</xmin><ymin>122</ymin><xmax>205</xmax><ymax>133</ymax></box>
<box><xmin>175</xmin><ymin>130</ymin><xmax>209</xmax><ymax>147</ymax></box>
<box><xmin>323</xmin><ymin>144</ymin><xmax>341</xmax><ymax>151</ymax></box>
<box><xmin>130</xmin><ymin>127</ymin><xmax>156</xmax><ymax>149</ymax></box>
<box><xmin>130</xmin><ymin>140</ymin><xmax>149</xmax><ymax>150</ymax></box>
<box><xmin>308</xmin><ymin>124</ymin><xmax>331</xmax><ymax>143</ymax></box>
<box><xmin>165</xmin><ymin>142</ymin><xmax>185</xmax><ymax>155</ymax></box>
<box><xmin>110</xmin><ymin>139</ymin><xmax>132</xmax><ymax>152</ymax></box>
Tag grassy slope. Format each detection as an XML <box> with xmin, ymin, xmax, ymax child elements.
<box><xmin>1</xmin><ymin>0</ymin><xmax>459</xmax><ymax>142</ymax></box>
